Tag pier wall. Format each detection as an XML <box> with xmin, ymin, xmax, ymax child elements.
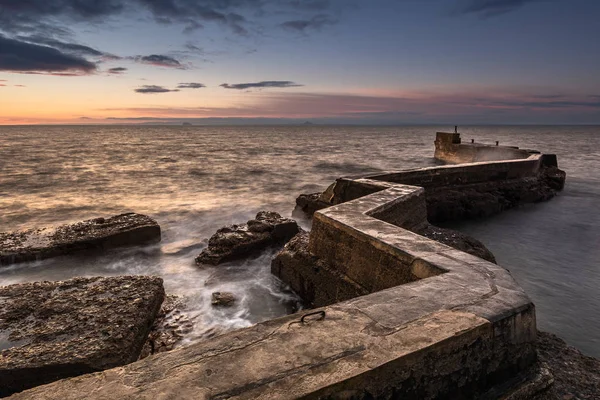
<box><xmin>11</xmin><ymin>134</ymin><xmax>562</xmax><ymax>400</ymax></box>
<box><xmin>434</xmin><ymin>131</ymin><xmax>533</xmax><ymax>164</ymax></box>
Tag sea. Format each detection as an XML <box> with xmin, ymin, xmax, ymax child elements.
<box><xmin>0</xmin><ymin>125</ymin><xmax>598</xmax><ymax>357</ymax></box>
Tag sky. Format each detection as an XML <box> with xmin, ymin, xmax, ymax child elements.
<box><xmin>1</xmin><ymin>0</ymin><xmax>599</xmax><ymax>125</ymax></box>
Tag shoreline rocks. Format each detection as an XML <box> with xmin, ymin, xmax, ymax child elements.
<box><xmin>139</xmin><ymin>295</ymin><xmax>193</xmax><ymax>360</ymax></box>
<box><xmin>0</xmin><ymin>276</ymin><xmax>165</xmax><ymax>397</ymax></box>
<box><xmin>195</xmin><ymin>211</ymin><xmax>299</xmax><ymax>266</ymax></box>
<box><xmin>211</xmin><ymin>292</ymin><xmax>236</xmax><ymax>307</ymax></box>
<box><xmin>0</xmin><ymin>213</ymin><xmax>161</xmax><ymax>266</ymax></box>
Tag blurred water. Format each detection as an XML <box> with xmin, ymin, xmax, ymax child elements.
<box><xmin>0</xmin><ymin>125</ymin><xmax>598</xmax><ymax>356</ymax></box>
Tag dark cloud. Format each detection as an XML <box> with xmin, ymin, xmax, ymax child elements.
<box><xmin>0</xmin><ymin>34</ymin><xmax>96</xmax><ymax>75</ymax></box>
<box><xmin>220</xmin><ymin>80</ymin><xmax>303</xmax><ymax>90</ymax></box>
<box><xmin>108</xmin><ymin>67</ymin><xmax>128</xmax><ymax>74</ymax></box>
<box><xmin>281</xmin><ymin>14</ymin><xmax>336</xmax><ymax>32</ymax></box>
<box><xmin>0</xmin><ymin>0</ymin><xmax>337</xmax><ymax>38</ymax></box>
<box><xmin>456</xmin><ymin>0</ymin><xmax>542</xmax><ymax>17</ymax></box>
<box><xmin>134</xmin><ymin>85</ymin><xmax>179</xmax><ymax>93</ymax></box>
<box><xmin>14</xmin><ymin>35</ymin><xmax>106</xmax><ymax>57</ymax></box>
<box><xmin>136</xmin><ymin>54</ymin><xmax>183</xmax><ymax>68</ymax></box>
<box><xmin>15</xmin><ymin>84</ymin><xmax>26</xmax><ymax>87</ymax></box>
<box><xmin>177</xmin><ymin>82</ymin><xmax>205</xmax><ymax>89</ymax></box>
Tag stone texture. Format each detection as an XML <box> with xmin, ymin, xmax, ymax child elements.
<box><xmin>271</xmin><ymin>231</ymin><xmax>369</xmax><ymax>308</ymax></box>
<box><xmin>7</xmin><ymin>308</ymin><xmax>535</xmax><ymax>400</ymax></box>
<box><xmin>0</xmin><ymin>213</ymin><xmax>161</xmax><ymax>266</ymax></box>
<box><xmin>139</xmin><ymin>295</ymin><xmax>192</xmax><ymax>360</ymax></box>
<box><xmin>0</xmin><ymin>276</ymin><xmax>165</xmax><ymax>397</ymax></box>
<box><xmin>531</xmin><ymin>331</ymin><xmax>600</xmax><ymax>400</ymax></box>
<box><xmin>211</xmin><ymin>292</ymin><xmax>236</xmax><ymax>307</ymax></box>
<box><xmin>195</xmin><ymin>211</ymin><xmax>299</xmax><ymax>266</ymax></box>
<box><xmin>410</xmin><ymin>224</ymin><xmax>496</xmax><ymax>263</ymax></box>
<box><xmin>424</xmin><ymin>167</ymin><xmax>566</xmax><ymax>223</ymax></box>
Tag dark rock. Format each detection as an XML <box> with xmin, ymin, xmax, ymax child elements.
<box><xmin>139</xmin><ymin>295</ymin><xmax>193</xmax><ymax>360</ymax></box>
<box><xmin>211</xmin><ymin>292</ymin><xmax>236</xmax><ymax>307</ymax></box>
<box><xmin>424</xmin><ymin>168</ymin><xmax>566</xmax><ymax>223</ymax></box>
<box><xmin>294</xmin><ymin>192</ymin><xmax>331</xmax><ymax>217</ymax></box>
<box><xmin>0</xmin><ymin>213</ymin><xmax>161</xmax><ymax>266</ymax></box>
<box><xmin>0</xmin><ymin>275</ymin><xmax>164</xmax><ymax>397</ymax></box>
<box><xmin>415</xmin><ymin>224</ymin><xmax>497</xmax><ymax>263</ymax></box>
<box><xmin>195</xmin><ymin>211</ymin><xmax>299</xmax><ymax>266</ymax></box>
<box><xmin>531</xmin><ymin>331</ymin><xmax>600</xmax><ymax>399</ymax></box>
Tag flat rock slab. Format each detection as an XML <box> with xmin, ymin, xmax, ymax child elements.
<box><xmin>0</xmin><ymin>213</ymin><xmax>161</xmax><ymax>266</ymax></box>
<box><xmin>0</xmin><ymin>275</ymin><xmax>165</xmax><ymax>397</ymax></box>
<box><xmin>195</xmin><ymin>211</ymin><xmax>299</xmax><ymax>266</ymax></box>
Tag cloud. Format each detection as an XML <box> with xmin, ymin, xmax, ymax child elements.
<box><xmin>281</xmin><ymin>14</ymin><xmax>337</xmax><ymax>32</ymax></box>
<box><xmin>135</xmin><ymin>54</ymin><xmax>184</xmax><ymax>68</ymax></box>
<box><xmin>220</xmin><ymin>80</ymin><xmax>303</xmax><ymax>90</ymax></box>
<box><xmin>0</xmin><ymin>34</ymin><xmax>97</xmax><ymax>75</ymax></box>
<box><xmin>177</xmin><ymin>82</ymin><xmax>205</xmax><ymax>89</ymax></box>
<box><xmin>0</xmin><ymin>0</ymin><xmax>338</xmax><ymax>38</ymax></box>
<box><xmin>456</xmin><ymin>0</ymin><xmax>542</xmax><ymax>18</ymax></box>
<box><xmin>14</xmin><ymin>84</ymin><xmax>26</xmax><ymax>87</ymax></box>
<box><xmin>14</xmin><ymin>35</ymin><xmax>106</xmax><ymax>57</ymax></box>
<box><xmin>108</xmin><ymin>67</ymin><xmax>128</xmax><ymax>74</ymax></box>
<box><xmin>134</xmin><ymin>85</ymin><xmax>179</xmax><ymax>94</ymax></box>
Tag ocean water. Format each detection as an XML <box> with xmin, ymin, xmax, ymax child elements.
<box><xmin>0</xmin><ymin>125</ymin><xmax>598</xmax><ymax>356</ymax></box>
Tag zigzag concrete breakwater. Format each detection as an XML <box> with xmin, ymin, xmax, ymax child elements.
<box><xmin>10</xmin><ymin>133</ymin><xmax>567</xmax><ymax>399</ymax></box>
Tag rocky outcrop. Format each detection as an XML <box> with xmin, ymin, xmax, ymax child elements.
<box><xmin>415</xmin><ymin>224</ymin><xmax>496</xmax><ymax>263</ymax></box>
<box><xmin>0</xmin><ymin>276</ymin><xmax>164</xmax><ymax>397</ymax></box>
<box><xmin>532</xmin><ymin>331</ymin><xmax>600</xmax><ymax>400</ymax></box>
<box><xmin>294</xmin><ymin>193</ymin><xmax>330</xmax><ymax>216</ymax></box>
<box><xmin>0</xmin><ymin>213</ymin><xmax>161</xmax><ymax>266</ymax></box>
<box><xmin>425</xmin><ymin>166</ymin><xmax>567</xmax><ymax>223</ymax></box>
<box><xmin>195</xmin><ymin>211</ymin><xmax>299</xmax><ymax>266</ymax></box>
<box><xmin>211</xmin><ymin>292</ymin><xmax>236</xmax><ymax>307</ymax></box>
<box><xmin>139</xmin><ymin>295</ymin><xmax>192</xmax><ymax>360</ymax></box>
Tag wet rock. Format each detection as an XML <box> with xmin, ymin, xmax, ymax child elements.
<box><xmin>0</xmin><ymin>275</ymin><xmax>164</xmax><ymax>397</ymax></box>
<box><xmin>415</xmin><ymin>224</ymin><xmax>497</xmax><ymax>263</ymax></box>
<box><xmin>294</xmin><ymin>193</ymin><xmax>331</xmax><ymax>217</ymax></box>
<box><xmin>0</xmin><ymin>213</ymin><xmax>161</xmax><ymax>266</ymax></box>
<box><xmin>195</xmin><ymin>211</ymin><xmax>299</xmax><ymax>266</ymax></box>
<box><xmin>425</xmin><ymin>166</ymin><xmax>567</xmax><ymax>223</ymax></box>
<box><xmin>211</xmin><ymin>292</ymin><xmax>236</xmax><ymax>307</ymax></box>
<box><xmin>531</xmin><ymin>331</ymin><xmax>600</xmax><ymax>400</ymax></box>
<box><xmin>139</xmin><ymin>295</ymin><xmax>193</xmax><ymax>359</ymax></box>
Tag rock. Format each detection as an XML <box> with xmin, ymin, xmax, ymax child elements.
<box><xmin>424</xmin><ymin>166</ymin><xmax>566</xmax><ymax>223</ymax></box>
<box><xmin>0</xmin><ymin>213</ymin><xmax>161</xmax><ymax>266</ymax></box>
<box><xmin>211</xmin><ymin>292</ymin><xmax>236</xmax><ymax>307</ymax></box>
<box><xmin>531</xmin><ymin>331</ymin><xmax>600</xmax><ymax>400</ymax></box>
<box><xmin>415</xmin><ymin>224</ymin><xmax>497</xmax><ymax>263</ymax></box>
<box><xmin>0</xmin><ymin>275</ymin><xmax>164</xmax><ymax>397</ymax></box>
<box><xmin>294</xmin><ymin>193</ymin><xmax>331</xmax><ymax>217</ymax></box>
<box><xmin>139</xmin><ymin>295</ymin><xmax>193</xmax><ymax>360</ymax></box>
<box><xmin>195</xmin><ymin>211</ymin><xmax>299</xmax><ymax>266</ymax></box>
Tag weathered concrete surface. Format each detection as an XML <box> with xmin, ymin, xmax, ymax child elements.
<box><xmin>0</xmin><ymin>213</ymin><xmax>161</xmax><ymax>266</ymax></box>
<box><xmin>272</xmin><ymin>231</ymin><xmax>370</xmax><ymax>308</ymax></box>
<box><xmin>0</xmin><ymin>276</ymin><xmax>165</xmax><ymax>397</ymax></box>
<box><xmin>8</xmin><ymin>306</ymin><xmax>535</xmax><ymax>400</ymax></box>
<box><xmin>195</xmin><ymin>211</ymin><xmax>299</xmax><ymax>266</ymax></box>
<box><xmin>434</xmin><ymin>131</ymin><xmax>532</xmax><ymax>164</ymax></box>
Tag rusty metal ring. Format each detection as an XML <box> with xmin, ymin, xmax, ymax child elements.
<box><xmin>300</xmin><ymin>310</ymin><xmax>326</xmax><ymax>324</ymax></box>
